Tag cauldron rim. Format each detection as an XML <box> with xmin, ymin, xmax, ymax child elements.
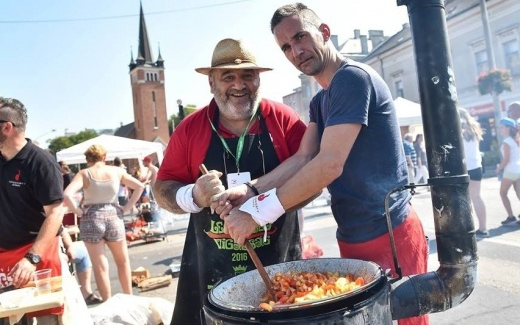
<box><xmin>208</xmin><ymin>258</ymin><xmax>384</xmax><ymax>312</ymax></box>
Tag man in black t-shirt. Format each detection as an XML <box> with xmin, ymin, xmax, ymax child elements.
<box><xmin>0</xmin><ymin>97</ymin><xmax>65</xmax><ymax>322</ymax></box>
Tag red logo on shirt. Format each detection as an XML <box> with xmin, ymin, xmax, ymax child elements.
<box><xmin>14</xmin><ymin>170</ymin><xmax>21</xmax><ymax>181</ymax></box>
<box><xmin>258</xmin><ymin>193</ymin><xmax>270</xmax><ymax>201</ymax></box>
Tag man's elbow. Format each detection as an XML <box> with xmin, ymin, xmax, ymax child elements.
<box><xmin>320</xmin><ymin>156</ymin><xmax>344</xmax><ymax>181</ymax></box>
<box><xmin>153</xmin><ymin>181</ymin><xmax>168</xmax><ymax>207</ymax></box>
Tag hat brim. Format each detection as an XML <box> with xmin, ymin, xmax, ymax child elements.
<box><xmin>195</xmin><ymin>63</ymin><xmax>272</xmax><ymax>75</ymax></box>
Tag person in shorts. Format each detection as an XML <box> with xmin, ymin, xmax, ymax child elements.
<box><xmin>63</xmin><ymin>144</ymin><xmax>144</xmax><ymax>301</ymax></box>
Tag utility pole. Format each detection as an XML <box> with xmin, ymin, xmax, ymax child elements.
<box><xmin>480</xmin><ymin>0</ymin><xmax>503</xmax><ymax>144</ymax></box>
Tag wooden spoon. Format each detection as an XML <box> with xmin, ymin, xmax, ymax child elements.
<box><xmin>199</xmin><ymin>164</ymin><xmax>276</xmax><ymax>302</ymax></box>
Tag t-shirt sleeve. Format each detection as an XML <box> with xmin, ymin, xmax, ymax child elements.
<box><xmin>157</xmin><ymin>109</ymin><xmax>211</xmax><ymax>184</ymax></box>
<box><xmin>33</xmin><ymin>156</ymin><xmax>64</xmax><ymax>205</ymax></box>
<box><xmin>157</xmin><ymin>125</ymin><xmax>192</xmax><ymax>184</ymax></box>
<box><xmin>326</xmin><ymin>67</ymin><xmax>371</xmax><ymax>127</ymax></box>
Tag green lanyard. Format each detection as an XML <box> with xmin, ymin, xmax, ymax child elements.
<box><xmin>208</xmin><ymin>108</ymin><xmax>258</xmax><ymax>173</ymax></box>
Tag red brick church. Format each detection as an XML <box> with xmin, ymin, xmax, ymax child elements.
<box><xmin>115</xmin><ymin>4</ymin><xmax>169</xmax><ymax>147</ymax></box>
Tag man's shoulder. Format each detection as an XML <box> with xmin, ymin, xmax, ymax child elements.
<box><xmin>261</xmin><ymin>98</ymin><xmax>289</xmax><ymax>108</ymax></box>
<box><xmin>260</xmin><ymin>98</ymin><xmax>297</xmax><ymax>116</ymax></box>
<box><xmin>20</xmin><ymin>142</ymin><xmax>59</xmax><ymax>168</ymax></box>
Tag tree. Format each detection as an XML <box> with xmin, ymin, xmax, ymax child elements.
<box><xmin>168</xmin><ymin>104</ymin><xmax>198</xmax><ymax>134</ymax></box>
<box><xmin>48</xmin><ymin>129</ymin><xmax>98</xmax><ymax>154</ymax></box>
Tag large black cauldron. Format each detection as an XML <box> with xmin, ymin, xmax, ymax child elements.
<box><xmin>203</xmin><ymin>258</ymin><xmax>392</xmax><ymax>324</ymax></box>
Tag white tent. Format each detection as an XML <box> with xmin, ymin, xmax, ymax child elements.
<box><xmin>394</xmin><ymin>97</ymin><xmax>423</xmax><ymax>126</ymax></box>
<box><xmin>56</xmin><ymin>134</ymin><xmax>164</xmax><ymax>165</ymax></box>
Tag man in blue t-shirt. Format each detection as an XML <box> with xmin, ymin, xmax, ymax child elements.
<box><xmin>213</xmin><ymin>4</ymin><xmax>429</xmax><ymax>325</ymax></box>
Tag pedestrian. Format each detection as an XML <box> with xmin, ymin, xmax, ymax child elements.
<box><xmin>413</xmin><ymin>133</ymin><xmax>429</xmax><ymax>185</ymax></box>
<box><xmin>60</xmin><ymin>161</ymin><xmax>79</xmax><ymax>228</ymax></box>
<box><xmin>140</xmin><ymin>156</ymin><xmax>159</xmax><ymax>202</ymax></box>
<box><xmin>59</xmin><ymin>161</ymin><xmax>75</xmax><ymax>190</ymax></box>
<box><xmin>60</xmin><ymin>227</ymin><xmax>103</xmax><ymax>305</ymax></box>
<box><xmin>140</xmin><ymin>156</ymin><xmax>158</xmax><ymax>188</ymax></box>
<box><xmin>0</xmin><ymin>97</ymin><xmax>66</xmax><ymax>323</ymax></box>
<box><xmin>213</xmin><ymin>4</ymin><xmax>429</xmax><ymax>325</ymax></box>
<box><xmin>63</xmin><ymin>144</ymin><xmax>144</xmax><ymax>301</ymax></box>
<box><xmin>403</xmin><ymin>133</ymin><xmax>418</xmax><ymax>184</ymax></box>
<box><xmin>459</xmin><ymin>108</ymin><xmax>488</xmax><ymax>236</ymax></box>
<box><xmin>153</xmin><ymin>38</ymin><xmax>308</xmax><ymax>325</ymax></box>
<box><xmin>507</xmin><ymin>101</ymin><xmax>520</xmax><ymax>120</ymax></box>
<box><xmin>495</xmin><ymin>117</ymin><xmax>520</xmax><ymax>226</ymax></box>
<box><xmin>113</xmin><ymin>157</ymin><xmax>129</xmax><ymax>206</ymax></box>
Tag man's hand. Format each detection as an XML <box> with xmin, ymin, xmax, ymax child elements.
<box><xmin>210</xmin><ymin>184</ymin><xmax>253</xmax><ymax>218</ymax></box>
<box><xmin>8</xmin><ymin>257</ymin><xmax>37</xmax><ymax>288</ymax></box>
<box><xmin>224</xmin><ymin>208</ymin><xmax>260</xmax><ymax>245</ymax></box>
<box><xmin>193</xmin><ymin>170</ymin><xmax>224</xmax><ymax>208</ymax></box>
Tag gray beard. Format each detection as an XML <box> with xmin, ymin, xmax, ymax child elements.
<box><xmin>214</xmin><ymin>96</ymin><xmax>261</xmax><ymax>121</ymax></box>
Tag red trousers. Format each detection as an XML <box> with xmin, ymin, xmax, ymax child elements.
<box><xmin>338</xmin><ymin>205</ymin><xmax>429</xmax><ymax>325</ymax></box>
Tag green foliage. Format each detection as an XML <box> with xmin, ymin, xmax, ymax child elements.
<box><xmin>168</xmin><ymin>104</ymin><xmax>198</xmax><ymax>134</ymax></box>
<box><xmin>477</xmin><ymin>69</ymin><xmax>513</xmax><ymax>95</ymax></box>
<box><xmin>48</xmin><ymin>129</ymin><xmax>98</xmax><ymax>154</ymax></box>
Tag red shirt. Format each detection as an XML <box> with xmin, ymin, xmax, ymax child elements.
<box><xmin>158</xmin><ymin>98</ymin><xmax>306</xmax><ymax>183</ymax></box>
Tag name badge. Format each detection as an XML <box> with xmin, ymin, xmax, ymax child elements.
<box><xmin>227</xmin><ymin>172</ymin><xmax>251</xmax><ymax>188</ymax></box>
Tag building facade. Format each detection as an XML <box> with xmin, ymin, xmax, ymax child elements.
<box><xmin>363</xmin><ymin>0</ymin><xmax>520</xmax><ymax>152</ymax></box>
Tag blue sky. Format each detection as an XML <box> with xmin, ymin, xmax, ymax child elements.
<box><xmin>1</xmin><ymin>0</ymin><xmax>408</xmax><ymax>146</ymax></box>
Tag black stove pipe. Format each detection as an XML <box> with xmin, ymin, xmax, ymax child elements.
<box><xmin>390</xmin><ymin>0</ymin><xmax>478</xmax><ymax>319</ymax></box>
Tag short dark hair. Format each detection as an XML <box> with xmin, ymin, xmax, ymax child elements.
<box><xmin>270</xmin><ymin>2</ymin><xmax>322</xmax><ymax>33</ymax></box>
<box><xmin>0</xmin><ymin>97</ymin><xmax>28</xmax><ymax>131</ymax></box>
<box><xmin>114</xmin><ymin>157</ymin><xmax>122</xmax><ymax>166</ymax></box>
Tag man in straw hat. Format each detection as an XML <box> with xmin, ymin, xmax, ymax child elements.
<box><xmin>213</xmin><ymin>4</ymin><xmax>429</xmax><ymax>325</ymax></box>
<box><xmin>154</xmin><ymin>38</ymin><xmax>312</xmax><ymax>324</ymax></box>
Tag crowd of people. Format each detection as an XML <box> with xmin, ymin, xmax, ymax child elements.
<box><xmin>401</xmin><ymin>101</ymin><xmax>520</xmax><ymax>238</ymax></box>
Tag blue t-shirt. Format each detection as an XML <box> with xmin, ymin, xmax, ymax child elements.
<box><xmin>309</xmin><ymin>59</ymin><xmax>410</xmax><ymax>243</ymax></box>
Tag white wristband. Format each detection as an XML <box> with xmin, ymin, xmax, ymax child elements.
<box><xmin>239</xmin><ymin>188</ymin><xmax>285</xmax><ymax>226</ymax></box>
<box><xmin>176</xmin><ymin>184</ymin><xmax>203</xmax><ymax>213</ymax></box>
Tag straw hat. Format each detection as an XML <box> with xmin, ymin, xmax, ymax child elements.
<box><xmin>195</xmin><ymin>38</ymin><xmax>272</xmax><ymax>75</ymax></box>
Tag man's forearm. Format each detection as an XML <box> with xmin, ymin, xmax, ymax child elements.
<box><xmin>154</xmin><ymin>180</ymin><xmax>186</xmax><ymax>214</ymax></box>
<box><xmin>253</xmin><ymin>153</ymin><xmax>311</xmax><ymax>193</ymax></box>
<box><xmin>32</xmin><ymin>203</ymin><xmax>64</xmax><ymax>255</ymax></box>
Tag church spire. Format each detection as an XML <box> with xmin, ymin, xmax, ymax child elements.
<box><xmin>156</xmin><ymin>43</ymin><xmax>164</xmax><ymax>68</ymax></box>
<box><xmin>129</xmin><ymin>47</ymin><xmax>136</xmax><ymax>71</ymax></box>
<box><xmin>137</xmin><ymin>2</ymin><xmax>153</xmax><ymax>65</ymax></box>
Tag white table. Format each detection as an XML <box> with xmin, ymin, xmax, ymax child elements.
<box><xmin>0</xmin><ymin>289</ymin><xmax>64</xmax><ymax>324</ymax></box>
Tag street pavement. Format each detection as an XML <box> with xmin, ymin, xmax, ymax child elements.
<box><xmin>102</xmin><ymin>175</ymin><xmax>520</xmax><ymax>324</ymax></box>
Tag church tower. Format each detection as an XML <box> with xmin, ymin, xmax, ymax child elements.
<box><xmin>128</xmin><ymin>3</ymin><xmax>169</xmax><ymax>145</ymax></box>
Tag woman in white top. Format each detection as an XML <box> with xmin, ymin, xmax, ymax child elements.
<box><xmin>459</xmin><ymin>108</ymin><xmax>487</xmax><ymax>236</ymax></box>
<box><xmin>64</xmin><ymin>145</ymin><xmax>144</xmax><ymax>301</ymax></box>
<box><xmin>495</xmin><ymin>118</ymin><xmax>520</xmax><ymax>226</ymax></box>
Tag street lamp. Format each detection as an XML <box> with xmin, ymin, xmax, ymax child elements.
<box><xmin>480</xmin><ymin>0</ymin><xmax>503</xmax><ymax>144</ymax></box>
<box><xmin>34</xmin><ymin>129</ymin><xmax>56</xmax><ymax>142</ymax></box>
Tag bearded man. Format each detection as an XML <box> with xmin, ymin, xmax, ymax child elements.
<box><xmin>153</xmin><ymin>38</ymin><xmax>308</xmax><ymax>325</ymax></box>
